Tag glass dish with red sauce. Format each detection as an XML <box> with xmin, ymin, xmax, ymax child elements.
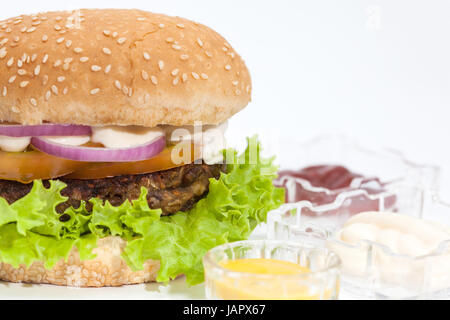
<box><xmin>272</xmin><ymin>135</ymin><xmax>439</xmax><ymax>229</ymax></box>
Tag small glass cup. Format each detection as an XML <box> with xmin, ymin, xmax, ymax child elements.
<box><xmin>203</xmin><ymin>240</ymin><xmax>341</xmax><ymax>300</ymax></box>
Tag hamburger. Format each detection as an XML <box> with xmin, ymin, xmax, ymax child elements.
<box><xmin>0</xmin><ymin>9</ymin><xmax>284</xmax><ymax>287</ymax></box>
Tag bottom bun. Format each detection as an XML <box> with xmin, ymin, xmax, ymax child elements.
<box><xmin>0</xmin><ymin>237</ymin><xmax>160</xmax><ymax>287</ymax></box>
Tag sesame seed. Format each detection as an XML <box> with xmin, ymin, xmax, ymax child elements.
<box><xmin>2</xmin><ymin>86</ymin><xmax>6</xmax><ymax>96</ymax></box>
<box><xmin>103</xmin><ymin>30</ymin><xmax>110</xmax><ymax>36</ymax></box>
<box><xmin>54</xmin><ymin>25</ymin><xmax>62</xmax><ymax>31</ymax></box>
<box><xmin>21</xmin><ymin>53</ymin><xmax>27</xmax><ymax>62</ymax></box>
<box><xmin>141</xmin><ymin>70</ymin><xmax>149</xmax><ymax>80</ymax></box>
<box><xmin>102</xmin><ymin>47</ymin><xmax>111</xmax><ymax>55</ymax></box>
<box><xmin>151</xmin><ymin>75</ymin><xmax>158</xmax><ymax>85</ymax></box>
<box><xmin>105</xmin><ymin>64</ymin><xmax>111</xmax><ymax>74</ymax></box>
<box><xmin>13</xmin><ymin>36</ymin><xmax>19</xmax><ymax>42</ymax></box>
<box><xmin>8</xmin><ymin>75</ymin><xmax>16</xmax><ymax>83</ymax></box>
<box><xmin>0</xmin><ymin>47</ymin><xmax>7</xmax><ymax>59</ymax></box>
<box><xmin>173</xmin><ymin>77</ymin><xmax>179</xmax><ymax>86</ymax></box>
<box><xmin>42</xmin><ymin>54</ymin><xmax>48</xmax><ymax>63</ymax></box>
<box><xmin>63</xmin><ymin>87</ymin><xmax>68</xmax><ymax>95</ymax></box>
<box><xmin>42</xmin><ymin>34</ymin><xmax>48</xmax><ymax>42</ymax></box>
<box><xmin>201</xmin><ymin>73</ymin><xmax>209</xmax><ymax>80</ymax></box>
<box><xmin>57</xmin><ymin>76</ymin><xmax>65</xmax><ymax>82</ymax></box>
<box><xmin>171</xmin><ymin>69</ymin><xmax>179</xmax><ymax>76</ymax></box>
<box><xmin>55</xmin><ymin>16</ymin><xmax>62</xmax><ymax>22</ymax></box>
<box><xmin>56</xmin><ymin>37</ymin><xmax>64</xmax><ymax>44</ymax></box>
<box><xmin>26</xmin><ymin>27</ymin><xmax>36</xmax><ymax>33</ymax></box>
<box><xmin>90</xmin><ymin>88</ymin><xmax>100</xmax><ymax>95</ymax></box>
<box><xmin>176</xmin><ymin>23</ymin><xmax>185</xmax><ymax>29</ymax></box>
<box><xmin>45</xmin><ymin>90</ymin><xmax>51</xmax><ymax>101</ymax></box>
<box><xmin>225</xmin><ymin>64</ymin><xmax>232</xmax><ymax>71</ymax></box>
<box><xmin>17</xmin><ymin>60</ymin><xmax>22</xmax><ymax>67</ymax></box>
<box><xmin>13</xmin><ymin>20</ymin><xmax>21</xmax><ymax>25</ymax></box>
<box><xmin>137</xmin><ymin>17</ymin><xmax>146</xmax><ymax>21</ymax></box>
<box><xmin>166</xmin><ymin>37</ymin><xmax>174</xmax><ymax>43</ymax></box>
<box><xmin>6</xmin><ymin>57</ymin><xmax>14</xmax><ymax>67</ymax></box>
<box><xmin>5</xmin><ymin>28</ymin><xmax>11</xmax><ymax>33</ymax></box>
<box><xmin>91</xmin><ymin>65</ymin><xmax>101</xmax><ymax>72</ymax></box>
<box><xmin>31</xmin><ymin>54</ymin><xmax>37</xmax><ymax>62</ymax></box>
<box><xmin>65</xmin><ymin>40</ymin><xmax>72</xmax><ymax>48</ymax></box>
<box><xmin>144</xmin><ymin>93</ymin><xmax>150</xmax><ymax>103</ymax></box>
<box><xmin>114</xmin><ymin>80</ymin><xmax>121</xmax><ymax>90</ymax></box>
<box><xmin>20</xmin><ymin>26</ymin><xmax>26</xmax><ymax>32</ymax></box>
<box><xmin>17</xmin><ymin>69</ymin><xmax>26</xmax><ymax>75</ymax></box>
<box><xmin>112</xmin><ymin>32</ymin><xmax>118</xmax><ymax>38</ymax></box>
<box><xmin>205</xmin><ymin>51</ymin><xmax>212</xmax><ymax>58</ymax></box>
<box><xmin>191</xmin><ymin>72</ymin><xmax>200</xmax><ymax>80</ymax></box>
<box><xmin>246</xmin><ymin>85</ymin><xmax>251</xmax><ymax>93</ymax></box>
<box><xmin>19</xmin><ymin>80</ymin><xmax>29</xmax><ymax>88</ymax></box>
<box><xmin>73</xmin><ymin>47</ymin><xmax>83</xmax><ymax>53</ymax></box>
<box><xmin>172</xmin><ymin>44</ymin><xmax>182</xmax><ymax>50</ymax></box>
<box><xmin>43</xmin><ymin>75</ymin><xmax>48</xmax><ymax>85</ymax></box>
<box><xmin>180</xmin><ymin>54</ymin><xmax>189</xmax><ymax>60</ymax></box>
<box><xmin>232</xmin><ymin>81</ymin><xmax>239</xmax><ymax>86</ymax></box>
<box><xmin>64</xmin><ymin>57</ymin><xmax>73</xmax><ymax>64</ymax></box>
<box><xmin>30</xmin><ymin>98</ymin><xmax>37</xmax><ymax>106</ymax></box>
<box><xmin>79</xmin><ymin>56</ymin><xmax>89</xmax><ymax>62</ymax></box>
<box><xmin>228</xmin><ymin>52</ymin><xmax>235</xmax><ymax>59</ymax></box>
<box><xmin>143</xmin><ymin>52</ymin><xmax>150</xmax><ymax>60</ymax></box>
<box><xmin>196</xmin><ymin>38</ymin><xmax>203</xmax><ymax>47</ymax></box>
<box><xmin>182</xmin><ymin>73</ymin><xmax>188</xmax><ymax>82</ymax></box>
<box><xmin>11</xmin><ymin>106</ymin><xmax>19</xmax><ymax>113</ymax></box>
<box><xmin>0</xmin><ymin>38</ymin><xmax>8</xmax><ymax>46</ymax></box>
<box><xmin>222</xmin><ymin>47</ymin><xmax>228</xmax><ymax>52</ymax></box>
<box><xmin>51</xmin><ymin>85</ymin><xmax>58</xmax><ymax>95</ymax></box>
<box><xmin>159</xmin><ymin>23</ymin><xmax>165</xmax><ymax>28</ymax></box>
<box><xmin>122</xmin><ymin>86</ymin><xmax>128</xmax><ymax>95</ymax></box>
<box><xmin>54</xmin><ymin>60</ymin><xmax>62</xmax><ymax>67</ymax></box>
<box><xmin>158</xmin><ymin>60</ymin><xmax>164</xmax><ymax>70</ymax></box>
<box><xmin>117</xmin><ymin>37</ymin><xmax>126</xmax><ymax>44</ymax></box>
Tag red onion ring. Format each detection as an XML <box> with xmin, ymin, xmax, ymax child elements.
<box><xmin>0</xmin><ymin>123</ymin><xmax>92</xmax><ymax>137</ymax></box>
<box><xmin>31</xmin><ymin>135</ymin><xmax>166</xmax><ymax>162</ymax></box>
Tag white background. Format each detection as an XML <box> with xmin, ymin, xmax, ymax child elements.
<box><xmin>2</xmin><ymin>0</ymin><xmax>449</xmax><ymax>196</ymax></box>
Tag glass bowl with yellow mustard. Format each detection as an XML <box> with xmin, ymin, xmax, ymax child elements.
<box><xmin>203</xmin><ymin>240</ymin><xmax>341</xmax><ymax>300</ymax></box>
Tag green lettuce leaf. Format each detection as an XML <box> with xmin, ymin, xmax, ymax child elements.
<box><xmin>0</xmin><ymin>136</ymin><xmax>284</xmax><ymax>285</ymax></box>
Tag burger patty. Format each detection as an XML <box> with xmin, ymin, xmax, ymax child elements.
<box><xmin>0</xmin><ymin>163</ymin><xmax>226</xmax><ymax>216</ymax></box>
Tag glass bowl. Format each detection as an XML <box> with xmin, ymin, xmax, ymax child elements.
<box><xmin>267</xmin><ymin>195</ymin><xmax>450</xmax><ymax>299</ymax></box>
<box><xmin>274</xmin><ymin>134</ymin><xmax>440</xmax><ymax>223</ymax></box>
<box><xmin>203</xmin><ymin>240</ymin><xmax>341</xmax><ymax>300</ymax></box>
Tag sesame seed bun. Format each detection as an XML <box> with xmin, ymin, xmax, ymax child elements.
<box><xmin>0</xmin><ymin>9</ymin><xmax>251</xmax><ymax>127</ymax></box>
<box><xmin>0</xmin><ymin>237</ymin><xmax>161</xmax><ymax>287</ymax></box>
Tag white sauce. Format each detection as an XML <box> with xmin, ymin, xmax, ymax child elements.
<box><xmin>45</xmin><ymin>135</ymin><xmax>91</xmax><ymax>146</ymax></box>
<box><xmin>0</xmin><ymin>136</ymin><xmax>31</xmax><ymax>152</ymax></box>
<box><xmin>1</xmin><ymin>122</ymin><xmax>228</xmax><ymax>164</ymax></box>
<box><xmin>327</xmin><ymin>212</ymin><xmax>450</xmax><ymax>291</ymax></box>
<box><xmin>337</xmin><ymin>212</ymin><xmax>450</xmax><ymax>256</ymax></box>
<box><xmin>165</xmin><ymin>121</ymin><xmax>228</xmax><ymax>164</ymax></box>
<box><xmin>91</xmin><ymin>126</ymin><xmax>165</xmax><ymax>148</ymax></box>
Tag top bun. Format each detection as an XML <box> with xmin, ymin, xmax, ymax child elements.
<box><xmin>0</xmin><ymin>9</ymin><xmax>251</xmax><ymax>127</ymax></box>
